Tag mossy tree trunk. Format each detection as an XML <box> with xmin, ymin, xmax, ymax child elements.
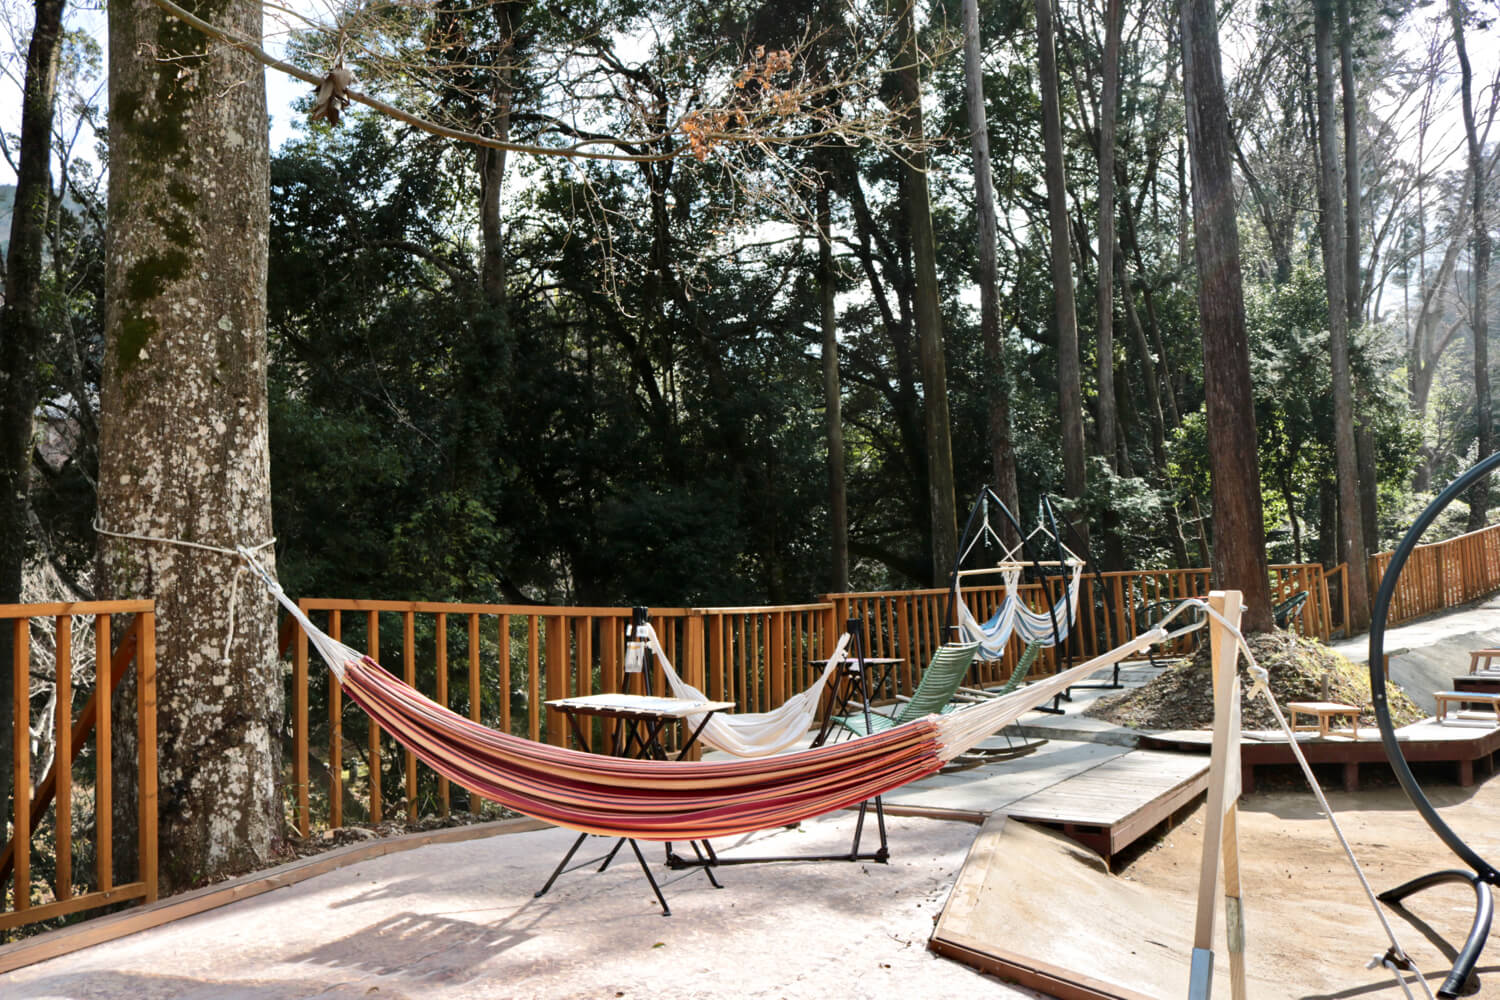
<box><xmin>100</xmin><ymin>0</ymin><xmax>282</xmax><ymax>892</ymax></box>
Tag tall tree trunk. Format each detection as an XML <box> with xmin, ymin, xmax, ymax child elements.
<box><xmin>0</xmin><ymin>0</ymin><xmax>66</xmax><ymax>823</ymax></box>
<box><xmin>1180</xmin><ymin>0</ymin><xmax>1273</xmax><ymax>631</ymax></box>
<box><xmin>1338</xmin><ymin>0</ymin><xmax>1360</xmax><ymax>326</ymax></box>
<box><xmin>1451</xmin><ymin>0</ymin><xmax>1493</xmax><ymax>529</ymax></box>
<box><xmin>1035</xmin><ymin>0</ymin><xmax>1088</xmax><ymax>540</ymax></box>
<box><xmin>101</xmin><ymin>0</ymin><xmax>281</xmax><ymax>892</ymax></box>
<box><xmin>962</xmin><ymin>0</ymin><xmax>1019</xmax><ymax>542</ymax></box>
<box><xmin>1095</xmin><ymin>0</ymin><xmax>1123</xmax><ymax>471</ymax></box>
<box><xmin>1356</xmin><ymin>424</ymin><xmax>1378</xmax><ymax>553</ymax></box>
<box><xmin>1314</xmin><ymin>0</ymin><xmax>1371</xmax><ymax>630</ymax></box>
<box><xmin>818</xmin><ymin>181</ymin><xmax>849</xmax><ymax>593</ymax></box>
<box><xmin>898</xmin><ymin>3</ymin><xmax>958</xmax><ymax>584</ymax></box>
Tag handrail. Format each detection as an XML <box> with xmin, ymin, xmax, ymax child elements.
<box><xmin>1</xmin><ymin>602</ymin><xmax>157</xmax><ymax>935</ymax></box>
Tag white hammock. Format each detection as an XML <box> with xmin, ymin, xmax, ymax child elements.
<box><xmin>954</xmin><ymin>562</ymin><xmax>1082</xmax><ymax>660</ymax></box>
<box><xmin>632</xmin><ymin>624</ymin><xmax>851</xmax><ymax>758</ymax></box>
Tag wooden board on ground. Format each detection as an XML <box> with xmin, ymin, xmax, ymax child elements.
<box><xmin>930</xmin><ymin>813</ymin><xmax>1158</xmax><ymax>1000</ymax></box>
<box><xmin>1002</xmin><ymin>749</ymin><xmax>1209</xmax><ymax>860</ymax></box>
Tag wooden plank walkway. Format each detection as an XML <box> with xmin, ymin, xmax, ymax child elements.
<box><xmin>1000</xmin><ymin>749</ymin><xmax>1209</xmax><ymax>863</ymax></box>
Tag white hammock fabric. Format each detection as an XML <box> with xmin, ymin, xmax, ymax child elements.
<box><xmin>954</xmin><ymin>562</ymin><xmax>1082</xmax><ymax>660</ymax></box>
<box><xmin>635</xmin><ymin>624</ymin><xmax>851</xmax><ymax>758</ymax></box>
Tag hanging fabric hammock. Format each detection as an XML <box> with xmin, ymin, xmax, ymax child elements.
<box><xmin>953</xmin><ymin>561</ymin><xmax>1083</xmax><ymax>660</ymax></box>
<box><xmin>637</xmin><ymin>623</ymin><xmax>849</xmax><ymax>758</ymax></box>
<box><xmin>245</xmin><ymin>552</ymin><xmax>1178</xmax><ymax>843</ymax></box>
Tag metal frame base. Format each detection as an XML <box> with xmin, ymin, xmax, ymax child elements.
<box><xmin>1379</xmin><ymin>868</ymin><xmax>1494</xmax><ymax>998</ymax></box>
<box><xmin>664</xmin><ymin>795</ymin><xmax>891</xmax><ymax>869</ymax></box>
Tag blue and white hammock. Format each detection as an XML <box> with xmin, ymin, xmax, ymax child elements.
<box><xmin>953</xmin><ymin>562</ymin><xmax>1083</xmax><ymax>661</ymax></box>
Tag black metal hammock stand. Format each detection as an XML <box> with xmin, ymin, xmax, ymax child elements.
<box><xmin>944</xmin><ymin>488</ymin><xmax>1120</xmax><ymax>716</ymax></box>
<box><xmin>1369</xmin><ymin>449</ymin><xmax>1500</xmax><ymax>999</ymax></box>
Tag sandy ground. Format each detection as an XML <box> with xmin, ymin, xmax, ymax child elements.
<box><xmin>0</xmin><ymin>812</ymin><xmax>1043</xmax><ymax>1000</ymax></box>
<box><xmin>976</xmin><ymin>777</ymin><xmax>1500</xmax><ymax>999</ymax></box>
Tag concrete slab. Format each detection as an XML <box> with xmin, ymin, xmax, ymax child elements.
<box><xmin>0</xmin><ymin>814</ymin><xmax>1039</xmax><ymax>1000</ymax></box>
<box><xmin>1334</xmin><ymin>594</ymin><xmax>1500</xmax><ymax>713</ymax></box>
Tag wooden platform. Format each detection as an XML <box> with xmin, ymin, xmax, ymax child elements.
<box><xmin>930</xmin><ymin>814</ymin><xmax>1157</xmax><ymax>1000</ymax></box>
<box><xmin>1000</xmin><ymin>749</ymin><xmax>1209</xmax><ymax>866</ymax></box>
<box><xmin>1141</xmin><ymin>719</ymin><xmax>1500</xmax><ymax>791</ymax></box>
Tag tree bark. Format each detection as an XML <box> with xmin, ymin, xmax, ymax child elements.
<box><xmin>1337</xmin><ymin>0</ymin><xmax>1360</xmax><ymax>326</ymax></box>
<box><xmin>101</xmin><ymin>0</ymin><xmax>282</xmax><ymax>891</ymax></box>
<box><xmin>1095</xmin><ymin>0</ymin><xmax>1123</xmax><ymax>471</ymax></box>
<box><xmin>0</xmin><ymin>0</ymin><xmax>66</xmax><ymax>822</ymax></box>
<box><xmin>1180</xmin><ymin>0</ymin><xmax>1273</xmax><ymax>631</ymax></box>
<box><xmin>962</xmin><ymin>0</ymin><xmax>1019</xmax><ymax>542</ymax></box>
<box><xmin>1450</xmin><ymin>0</ymin><xmax>1493</xmax><ymax>529</ymax></box>
<box><xmin>1314</xmin><ymin>0</ymin><xmax>1371</xmax><ymax>630</ymax></box>
<box><xmin>898</xmin><ymin>3</ymin><xmax>958</xmax><ymax>584</ymax></box>
<box><xmin>818</xmin><ymin>181</ymin><xmax>848</xmax><ymax>593</ymax></box>
<box><xmin>1035</xmin><ymin>0</ymin><xmax>1088</xmax><ymax>537</ymax></box>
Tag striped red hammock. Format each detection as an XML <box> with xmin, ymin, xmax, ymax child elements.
<box><xmin>247</xmin><ymin>553</ymin><xmax>1176</xmax><ymax>843</ymax></box>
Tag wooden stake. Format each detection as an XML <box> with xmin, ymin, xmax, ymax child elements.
<box><xmin>1189</xmin><ymin>590</ymin><xmax>1246</xmax><ymax>1000</ymax></box>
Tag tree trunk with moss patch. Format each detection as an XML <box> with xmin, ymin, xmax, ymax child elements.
<box><xmin>100</xmin><ymin>0</ymin><xmax>281</xmax><ymax>892</ymax></box>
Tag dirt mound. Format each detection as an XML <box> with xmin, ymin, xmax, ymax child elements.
<box><xmin>1085</xmin><ymin>630</ymin><xmax>1424</xmax><ymax>732</ymax></box>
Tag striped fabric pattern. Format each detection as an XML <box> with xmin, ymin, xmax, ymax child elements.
<box><xmin>338</xmin><ymin>654</ymin><xmax>944</xmax><ymax>841</ymax></box>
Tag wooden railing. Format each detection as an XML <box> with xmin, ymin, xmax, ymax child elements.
<box><xmin>1368</xmin><ymin>520</ymin><xmax>1500</xmax><ymax>625</ymax></box>
<box><xmin>285</xmin><ymin>599</ymin><xmax>839</xmax><ymax>838</ymax></box>
<box><xmin>1</xmin><ymin>602</ymin><xmax>157</xmax><ymax>936</ymax></box>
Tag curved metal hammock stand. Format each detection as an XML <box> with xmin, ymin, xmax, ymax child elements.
<box><xmin>1369</xmin><ymin>451</ymin><xmax>1500</xmax><ymax>999</ymax></box>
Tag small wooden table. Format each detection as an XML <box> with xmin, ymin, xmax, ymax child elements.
<box><xmin>546</xmin><ymin>693</ymin><xmax>736</xmax><ymax>760</ymax></box>
<box><xmin>1434</xmin><ymin>690</ymin><xmax>1500</xmax><ymax>724</ymax></box>
<box><xmin>1287</xmin><ymin>701</ymin><xmax>1361</xmax><ymax>739</ymax></box>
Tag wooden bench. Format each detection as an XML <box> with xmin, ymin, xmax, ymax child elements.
<box><xmin>1433</xmin><ymin>690</ymin><xmax>1500</xmax><ymax>724</ymax></box>
<box><xmin>1287</xmin><ymin>701</ymin><xmax>1361</xmax><ymax>739</ymax></box>
<box><xmin>1469</xmin><ymin>649</ymin><xmax>1500</xmax><ymax>674</ymax></box>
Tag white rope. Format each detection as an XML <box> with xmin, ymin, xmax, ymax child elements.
<box><xmin>1183</xmin><ymin>599</ymin><xmax>1437</xmax><ymax>1000</ymax></box>
<box><xmin>94</xmin><ymin>518</ymin><xmax>276</xmax><ymax>667</ymax></box>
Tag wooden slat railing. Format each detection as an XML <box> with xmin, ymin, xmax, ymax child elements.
<box><xmin>1367</xmin><ymin>520</ymin><xmax>1500</xmax><ymax>625</ymax></box>
<box><xmin>1</xmin><ymin>601</ymin><xmax>157</xmax><ymax>936</ymax></box>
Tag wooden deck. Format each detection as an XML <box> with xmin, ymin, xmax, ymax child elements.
<box><xmin>1141</xmin><ymin>718</ymin><xmax>1500</xmax><ymax>791</ymax></box>
<box><xmin>999</xmin><ymin>750</ymin><xmax>1209</xmax><ymax>864</ymax></box>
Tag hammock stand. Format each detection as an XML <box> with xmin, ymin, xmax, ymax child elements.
<box><xmin>664</xmin><ymin>617</ymin><xmax>904</xmax><ymax>871</ymax></box>
<box><xmin>1368</xmin><ymin>452</ymin><xmax>1500</xmax><ymax>998</ymax></box>
<box><xmin>945</xmin><ymin>489</ymin><xmax>1117</xmax><ymax>728</ymax></box>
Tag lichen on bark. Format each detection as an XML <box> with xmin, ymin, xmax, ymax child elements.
<box><xmin>101</xmin><ymin>0</ymin><xmax>282</xmax><ymax>893</ymax></box>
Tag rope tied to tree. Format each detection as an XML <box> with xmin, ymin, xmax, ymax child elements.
<box><xmin>92</xmin><ymin>518</ymin><xmax>275</xmax><ymax>667</ymax></box>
